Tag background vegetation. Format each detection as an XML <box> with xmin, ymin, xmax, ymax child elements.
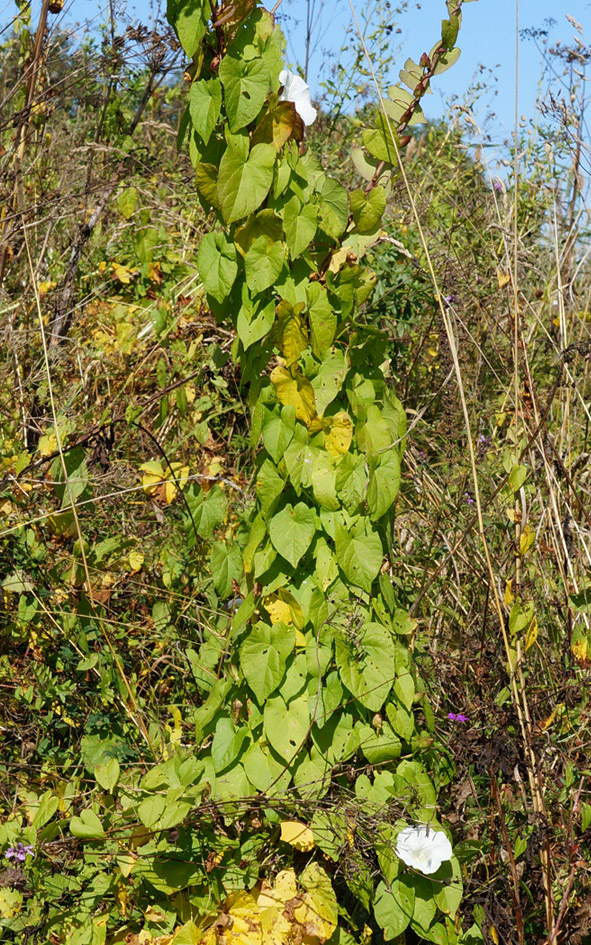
<box><xmin>1</xmin><ymin>1</ymin><xmax>590</xmax><ymax>944</ymax></box>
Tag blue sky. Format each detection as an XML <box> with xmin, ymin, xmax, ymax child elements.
<box><xmin>13</xmin><ymin>0</ymin><xmax>591</xmax><ymax>159</ymax></box>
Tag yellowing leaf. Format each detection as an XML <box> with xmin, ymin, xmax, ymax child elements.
<box><xmin>111</xmin><ymin>261</ymin><xmax>137</xmax><ymax>284</ymax></box>
<box><xmin>292</xmin><ymin>863</ymin><xmax>337</xmax><ymax>942</ymax></box>
<box><xmin>38</xmin><ymin>433</ymin><xmax>57</xmax><ymax>456</ymax></box>
<box><xmin>519</xmin><ymin>524</ymin><xmax>535</xmax><ymax>556</ymax></box>
<box><xmin>280</xmin><ymin>820</ymin><xmax>315</xmax><ymax>851</ymax></box>
<box><xmin>271</xmin><ymin>302</ymin><xmax>308</xmax><ymax>366</ymax></box>
<box><xmin>140</xmin><ymin>461</ymin><xmax>190</xmax><ymax>504</ymax></box>
<box><xmin>257</xmin><ymin>872</ymin><xmax>297</xmax><ymax>945</ymax></box>
<box><xmin>127</xmin><ymin>551</ymin><xmax>144</xmax><ymax>572</ymax></box>
<box><xmin>503</xmin><ymin>579</ymin><xmax>514</xmax><ymax>608</ymax></box>
<box><xmin>270</xmin><ymin>365</ymin><xmax>316</xmax><ymax>424</ymax></box>
<box><xmin>537</xmin><ymin>703</ymin><xmax>564</xmax><ymax>732</ymax></box>
<box><xmin>497</xmin><ymin>268</ymin><xmax>510</xmax><ymax>289</ymax></box>
<box><xmin>524</xmin><ymin>615</ymin><xmax>538</xmax><ymax>652</ymax></box>
<box><xmin>38</xmin><ymin>280</ymin><xmax>56</xmax><ymax>298</ymax></box>
<box><xmin>325</xmin><ymin>411</ymin><xmax>353</xmax><ymax>456</ymax></box>
<box><xmin>263</xmin><ymin>589</ymin><xmax>304</xmax><ymax>628</ymax></box>
<box><xmin>294</xmin><ymin>628</ymin><xmax>307</xmax><ymax>647</ymax></box>
<box><xmin>572</xmin><ymin>636</ymin><xmax>588</xmax><ymax>664</ymax></box>
<box><xmin>201</xmin><ymin>891</ymin><xmax>262</xmax><ymax>945</ymax></box>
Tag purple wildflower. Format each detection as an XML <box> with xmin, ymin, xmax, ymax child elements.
<box><xmin>5</xmin><ymin>842</ymin><xmax>35</xmax><ymax>862</ymax></box>
<box><xmin>477</xmin><ymin>434</ymin><xmax>491</xmax><ymax>456</ymax></box>
<box><xmin>443</xmin><ymin>293</ymin><xmax>456</xmax><ymax>305</ymax></box>
<box><xmin>463</xmin><ymin>492</ymin><xmax>475</xmax><ymax>505</ymax></box>
<box><xmin>448</xmin><ymin>712</ymin><xmax>470</xmax><ymax>723</ymax></box>
<box><xmin>493</xmin><ymin>178</ymin><xmax>503</xmax><ymax>193</ymax></box>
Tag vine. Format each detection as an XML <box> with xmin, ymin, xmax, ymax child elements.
<box><xmin>0</xmin><ymin>2</ymin><xmax>483</xmax><ymax>943</ymax></box>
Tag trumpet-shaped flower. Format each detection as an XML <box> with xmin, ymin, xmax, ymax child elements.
<box><xmin>395</xmin><ymin>825</ymin><xmax>452</xmax><ymax>875</ymax></box>
<box><xmin>278</xmin><ymin>70</ymin><xmax>317</xmax><ymax>126</ymax></box>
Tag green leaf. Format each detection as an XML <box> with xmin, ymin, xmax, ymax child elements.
<box><xmin>357</xmin><ymin>722</ymin><xmax>401</xmax><ymax>763</ymax></box>
<box><xmin>350</xmin><ymin>186</ymin><xmax>386</xmax><ymax>233</ymax></box>
<box><xmin>307</xmin><ymin>283</ymin><xmax>336</xmax><ymax>357</ymax></box>
<box><xmin>441</xmin><ymin>14</ymin><xmax>460</xmax><ymax>49</ymax></box>
<box><xmin>374</xmin><ymin>878</ymin><xmax>415</xmax><ymax>940</ymax></box>
<box><xmin>94</xmin><ymin>757</ymin><xmax>120</xmax><ymax>793</ymax></box>
<box><xmin>357</xmin><ymin>404</ymin><xmax>392</xmax><ymax>453</ymax></box>
<box><xmin>189</xmin><ymin>78</ymin><xmax>222</xmax><ymax>144</ymax></box>
<box><xmin>335</xmin><ymin>621</ymin><xmax>395</xmax><ymax>711</ymax></box>
<box><xmin>31</xmin><ymin>791</ymin><xmax>59</xmax><ymax>829</ymax></box>
<box><xmin>335</xmin><ymin>519</ymin><xmax>383</xmax><ymax>593</ymax></box>
<box><xmin>256</xmin><ymin>458</ymin><xmax>285</xmax><ymax>515</ymax></box>
<box><xmin>210</xmin><ymin>541</ymin><xmax>243</xmax><ymax>597</ymax></box>
<box><xmin>311</xmin><ymin>349</ymin><xmax>348</xmax><ymax>415</ymax></box>
<box><xmin>70</xmin><ymin>808</ymin><xmax>105</xmax><ymax>839</ymax></box>
<box><xmin>197</xmin><ymin>231</ymin><xmax>238</xmax><ymax>304</ymax></box>
<box><xmin>363</xmin><ymin>113</ymin><xmax>400</xmax><ymax>163</ymax></box>
<box><xmin>283</xmin><ymin>196</ymin><xmax>318</xmax><ymax>257</ymax></box>
<box><xmin>317</xmin><ymin>177</ymin><xmax>349</xmax><ymax>241</ymax></box>
<box><xmin>433</xmin><ymin>870</ymin><xmax>462</xmax><ymax>917</ymax></box>
<box><xmin>311</xmin><ymin>451</ymin><xmax>339</xmax><ymax>511</ymax></box>
<box><xmin>240</xmin><ymin>622</ymin><xmax>295</xmax><ymax>702</ymax></box>
<box><xmin>167</xmin><ymin>0</ymin><xmax>209</xmax><ymax>58</ymax></box>
<box><xmin>138</xmin><ymin>794</ymin><xmax>166</xmax><ymax>829</ymax></box>
<box><xmin>117</xmin><ymin>186</ymin><xmax>137</xmax><ymax>219</ymax></box>
<box><xmin>244</xmin><ymin>236</ymin><xmax>287</xmax><ymax>293</ymax></box>
<box><xmin>367</xmin><ymin>452</ymin><xmax>401</xmax><ymax>520</ymax></box>
<box><xmin>508</xmin><ymin>600</ymin><xmax>535</xmax><ymax>636</ymax></box>
<box><xmin>50</xmin><ymin>445</ymin><xmax>89</xmax><ymax>506</ymax></box>
<box><xmin>185</xmin><ymin>485</ymin><xmax>228</xmax><ymax>540</ymax></box>
<box><xmin>218</xmin><ymin>141</ymin><xmax>276</xmax><ymax>224</ymax></box>
<box><xmin>385</xmin><ymin>86</ymin><xmax>425</xmax><ymax>126</ymax></box>
<box><xmin>262</xmin><ymin>406</ymin><xmax>296</xmax><ymax>463</ymax></box>
<box><xmin>409</xmin><ymin>875</ymin><xmax>438</xmax><ymax>933</ymax></box>
<box><xmin>195</xmin><ymin>162</ymin><xmax>219</xmax><ymax>209</ymax></box>
<box><xmin>508</xmin><ymin>463</ymin><xmax>527</xmax><ymax>492</ymax></box>
<box><xmin>433</xmin><ymin>46</ymin><xmax>461</xmax><ymax>75</ymax></box>
<box><xmin>264</xmin><ymin>693</ymin><xmax>310</xmax><ymax>757</ymax></box>
<box><xmin>211</xmin><ymin>718</ymin><xmax>250</xmax><ymax>771</ymax></box>
<box><xmin>219</xmin><ymin>53</ymin><xmax>269</xmax><ymax>132</ymax></box>
<box><xmin>237</xmin><ymin>296</ymin><xmax>275</xmax><ymax>350</ymax></box>
<box><xmin>269</xmin><ymin>502</ymin><xmax>316</xmax><ymax>567</ymax></box>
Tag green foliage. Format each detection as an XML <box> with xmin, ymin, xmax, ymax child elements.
<box><xmin>10</xmin><ymin>3</ymin><xmax>591</xmax><ymax>945</ymax></box>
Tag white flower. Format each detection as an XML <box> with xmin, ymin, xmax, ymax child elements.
<box><xmin>395</xmin><ymin>825</ymin><xmax>453</xmax><ymax>875</ymax></box>
<box><xmin>278</xmin><ymin>69</ymin><xmax>317</xmax><ymax>126</ymax></box>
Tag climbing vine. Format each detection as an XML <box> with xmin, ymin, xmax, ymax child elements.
<box><xmin>0</xmin><ymin>2</ymin><xmax>484</xmax><ymax>943</ymax></box>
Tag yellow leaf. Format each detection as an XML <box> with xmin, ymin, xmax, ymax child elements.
<box><xmin>489</xmin><ymin>926</ymin><xmax>499</xmax><ymax>945</ymax></box>
<box><xmin>38</xmin><ymin>433</ymin><xmax>57</xmax><ymax>456</ymax></box>
<box><xmin>572</xmin><ymin>636</ymin><xmax>588</xmax><ymax>664</ymax></box>
<box><xmin>280</xmin><ymin>820</ymin><xmax>315</xmax><ymax>852</ymax></box>
<box><xmin>117</xmin><ymin>852</ymin><xmax>137</xmax><ymax>878</ymax></box>
<box><xmin>38</xmin><ymin>280</ymin><xmax>56</xmax><ymax>298</ymax></box>
<box><xmin>497</xmin><ymin>268</ymin><xmax>510</xmax><ymax>289</ymax></box>
<box><xmin>537</xmin><ymin>703</ymin><xmax>564</xmax><ymax>731</ymax></box>
<box><xmin>111</xmin><ymin>261</ymin><xmax>137</xmax><ymax>284</ymax></box>
<box><xmin>524</xmin><ymin>615</ymin><xmax>538</xmax><ymax>652</ymax></box>
<box><xmin>263</xmin><ymin>588</ymin><xmax>304</xmax><ymax>628</ymax></box>
<box><xmin>271</xmin><ymin>303</ymin><xmax>308</xmax><ymax>366</ymax></box>
<box><xmin>519</xmin><ymin>524</ymin><xmax>535</xmax><ymax>556</ymax></box>
<box><xmin>325</xmin><ymin>411</ymin><xmax>353</xmax><ymax>456</ymax></box>
<box><xmin>127</xmin><ymin>551</ymin><xmax>144</xmax><ymax>572</ymax></box>
<box><xmin>327</xmin><ymin>245</ymin><xmax>351</xmax><ymax>274</ymax></box>
<box><xmin>293</xmin><ymin>863</ymin><xmax>337</xmax><ymax>942</ymax></box>
<box><xmin>258</xmin><ymin>872</ymin><xmax>297</xmax><ymax>945</ymax></box>
<box><xmin>165</xmin><ymin>479</ymin><xmax>178</xmax><ymax>504</ymax></box>
<box><xmin>202</xmin><ymin>891</ymin><xmax>262</xmax><ymax>945</ymax></box>
<box><xmin>503</xmin><ymin>579</ymin><xmax>514</xmax><ymax>608</ymax></box>
<box><xmin>294</xmin><ymin>628</ymin><xmax>307</xmax><ymax>647</ymax></box>
<box><xmin>270</xmin><ymin>365</ymin><xmax>316</xmax><ymax>425</ymax></box>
